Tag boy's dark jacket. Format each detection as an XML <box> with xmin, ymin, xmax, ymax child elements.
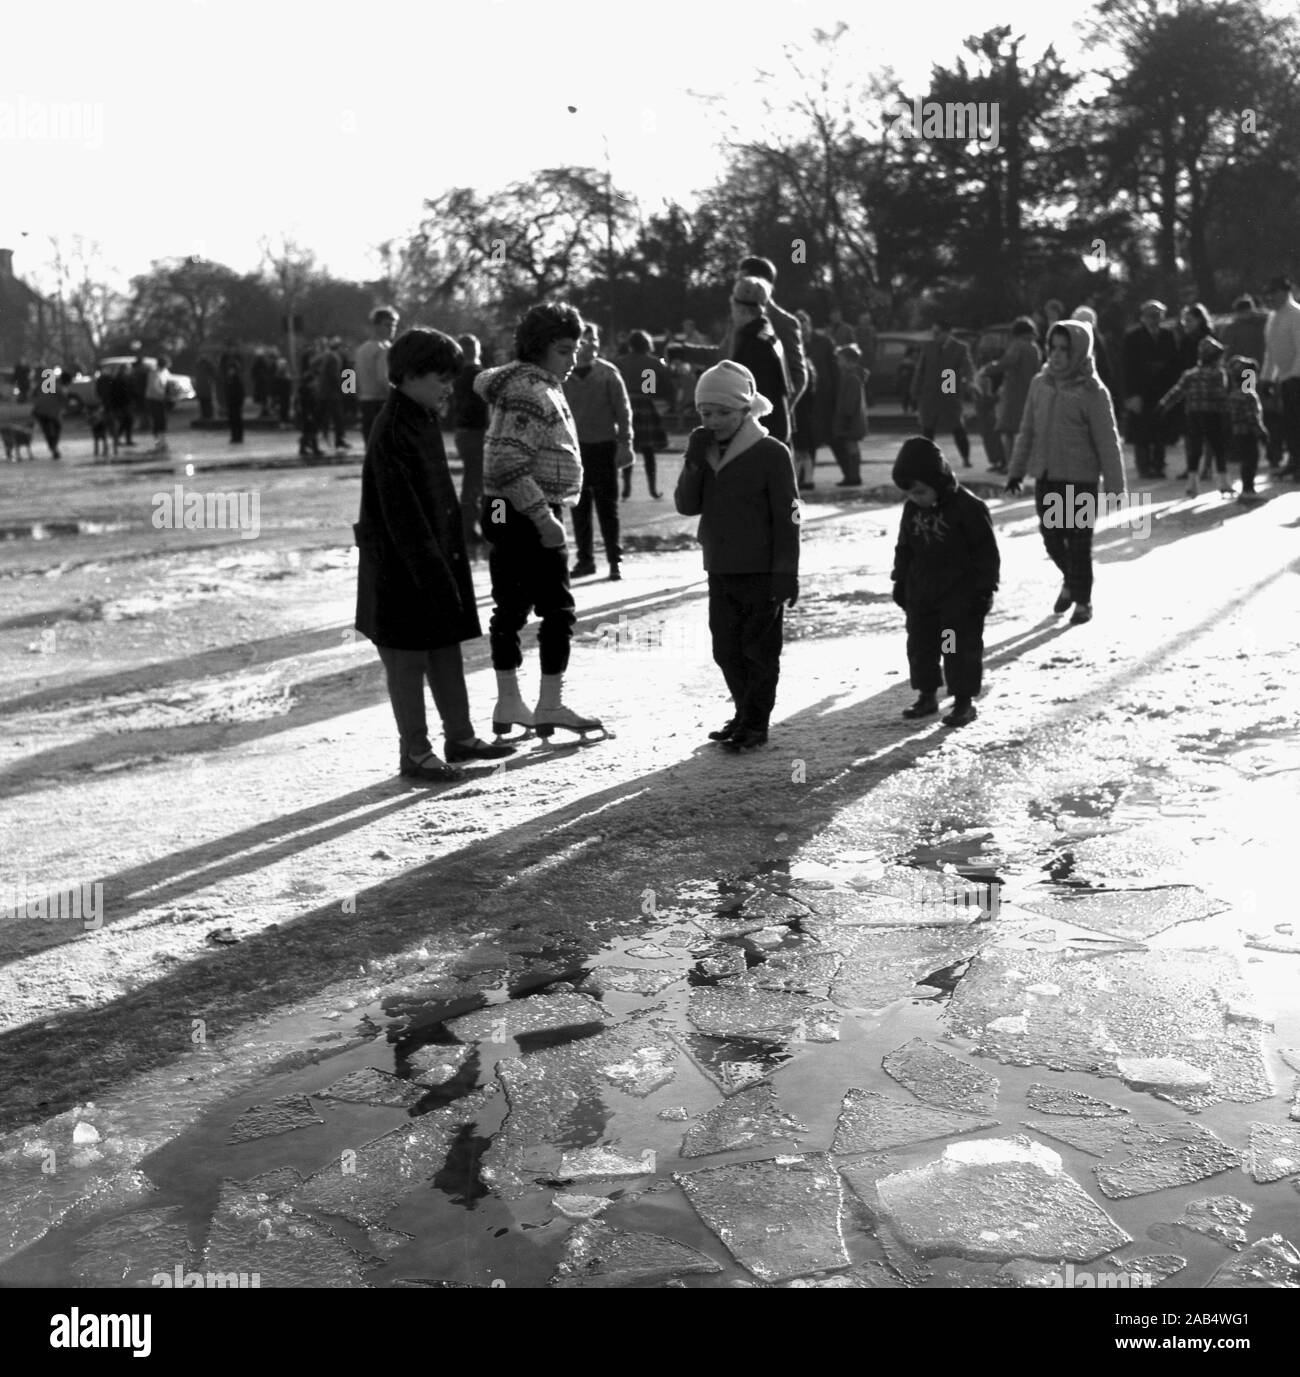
<box><xmin>354</xmin><ymin>389</ymin><xmax>482</xmax><ymax>650</ymax></box>
<box><xmin>891</xmin><ymin>445</ymin><xmax>999</xmax><ymax>611</ymax></box>
<box><xmin>674</xmin><ymin>419</ymin><xmax>799</xmax><ymax>575</ymax></box>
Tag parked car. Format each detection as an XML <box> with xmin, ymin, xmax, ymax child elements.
<box><xmin>66</xmin><ymin>357</ymin><xmax>196</xmax><ymax>414</ymax></box>
<box><xmin>872</xmin><ymin>331</ymin><xmax>931</xmax><ymax>401</ymax></box>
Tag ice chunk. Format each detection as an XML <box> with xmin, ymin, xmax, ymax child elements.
<box><xmin>875</xmin><ymin>1136</ymin><xmax>1130</xmax><ymax>1262</ymax></box>
<box><xmin>71</xmin><ymin>1122</ymin><xmax>100</xmax><ymax>1145</ymax></box>
<box><xmin>71</xmin><ymin>1206</ymin><xmax>196</xmax><ymax>1287</ymax></box>
<box><xmin>1023</xmin><ymin>1116</ymin><xmax>1129</xmax><ymax>1159</ymax></box>
<box><xmin>1175</xmin><ymin>1195</ymin><xmax>1253</xmax><ymax>1249</ymax></box>
<box><xmin>676</xmin><ymin>1154</ymin><xmax>848</xmax><ymax>1282</ymax></box>
<box><xmin>1206</xmin><ymin>1234</ymin><xmax>1300</xmax><ymax>1288</ymax></box>
<box><xmin>406</xmin><ymin>1043</ymin><xmax>474</xmax><ymax>1086</ymax></box>
<box><xmin>444</xmin><ymin>990</ymin><xmax>605</xmax><ymax>1043</ymax></box>
<box><xmin>1095</xmin><ymin>1123</ymin><xmax>1238</xmax><ymax>1199</ymax></box>
<box><xmin>316</xmin><ymin>1066</ymin><xmax>427</xmax><ymax>1109</ymax></box>
<box><xmin>549</xmin><ymin>1221</ymin><xmax>722</xmax><ymax>1288</ymax></box>
<box><xmin>1025</xmin><ymin>1083</ymin><xmax>1127</xmax><ymax>1117</ymax></box>
<box><xmin>577</xmin><ymin>967</ymin><xmax>681</xmax><ymax>996</ymax></box>
<box><xmin>228</xmin><ymin>1095</ymin><xmax>323</xmax><ymax>1144</ymax></box>
<box><xmin>1245</xmin><ymin>1122</ymin><xmax>1300</xmax><ymax>1183</ymax></box>
<box><xmin>881</xmin><ymin>1037</ymin><xmax>999</xmax><ymax>1114</ymax></box>
<box><xmin>1124</xmin><ymin>1253</ymin><xmax>1187</xmax><ymax>1285</ymax></box>
<box><xmin>681</xmin><ymin>1084</ymin><xmax>805</xmax><ymax>1158</ymax></box>
<box><xmin>744</xmin><ymin>948</ymin><xmax>843</xmax><ymax>994</ymax></box>
<box><xmin>558</xmin><ymin>1146</ymin><xmax>658</xmax><ymax>1181</ymax></box>
<box><xmin>687</xmin><ymin>986</ymin><xmax>839</xmax><ymax>1042</ymax></box>
<box><xmin>1116</xmin><ymin>1057</ymin><xmax>1212</xmax><ymax>1094</ymax></box>
<box><xmin>831</xmin><ymin>926</ymin><xmax>990</xmax><ymax>1009</ymax></box>
<box><xmin>552</xmin><ymin>1193</ymin><xmax>612</xmax><ymax>1220</ymax></box>
<box><xmin>1019</xmin><ymin>886</ymin><xmax>1224</xmax><ymax>941</ymax></box>
<box><xmin>598</xmin><ymin>1045</ymin><xmax>677</xmax><ymax>1097</ymax></box>
<box><xmin>833</xmin><ymin>1088</ymin><xmax>997</xmax><ymax>1153</ymax></box>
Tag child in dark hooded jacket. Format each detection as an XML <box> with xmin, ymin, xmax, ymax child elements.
<box><xmin>891</xmin><ymin>436</ymin><xmax>1000</xmax><ymax>728</ymax></box>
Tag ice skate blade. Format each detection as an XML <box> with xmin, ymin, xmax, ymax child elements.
<box><xmin>533</xmin><ymin>723</ymin><xmax>610</xmax><ymax>742</ymax></box>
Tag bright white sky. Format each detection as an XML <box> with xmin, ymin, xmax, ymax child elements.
<box><xmin>4</xmin><ymin>0</ymin><xmax>1105</xmax><ymax>293</ymax></box>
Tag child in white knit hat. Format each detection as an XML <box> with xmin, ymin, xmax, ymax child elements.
<box><xmin>673</xmin><ymin>361</ymin><xmax>800</xmax><ymax>752</ymax></box>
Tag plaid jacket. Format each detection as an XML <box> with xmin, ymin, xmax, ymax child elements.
<box><xmin>1158</xmin><ymin>364</ymin><xmax>1228</xmax><ymax>414</ymax></box>
<box><xmin>1225</xmin><ymin>385</ymin><xmax>1268</xmax><ymax>438</ymax></box>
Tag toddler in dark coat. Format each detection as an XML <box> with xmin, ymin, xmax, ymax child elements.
<box><xmin>891</xmin><ymin>436</ymin><xmax>1000</xmax><ymax>727</ymax></box>
<box><xmin>354</xmin><ymin>328</ymin><xmax>514</xmax><ymax>781</ymax></box>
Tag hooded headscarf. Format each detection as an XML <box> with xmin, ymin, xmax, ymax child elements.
<box><xmin>1045</xmin><ymin>318</ymin><xmax>1100</xmax><ymax>386</ymax></box>
<box><xmin>891</xmin><ymin>435</ymin><xmax>957</xmax><ymax>494</ymax></box>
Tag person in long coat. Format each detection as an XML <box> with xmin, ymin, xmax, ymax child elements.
<box><xmin>911</xmin><ymin>320</ymin><xmax>974</xmax><ymax>466</ymax></box>
<box><xmin>1120</xmin><ymin>300</ymin><xmax>1182</xmax><ymax>478</ymax></box>
<box><xmin>354</xmin><ymin>327</ymin><xmax>515</xmax><ymax>782</ymax></box>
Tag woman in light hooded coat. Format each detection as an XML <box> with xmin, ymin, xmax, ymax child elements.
<box><xmin>1005</xmin><ymin>319</ymin><xmax>1126</xmax><ymax>625</ymax></box>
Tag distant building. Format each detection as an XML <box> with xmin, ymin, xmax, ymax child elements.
<box><xmin>0</xmin><ymin>246</ymin><xmax>61</xmax><ymax>367</ymax></box>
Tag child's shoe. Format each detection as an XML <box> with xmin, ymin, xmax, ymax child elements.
<box><xmin>1053</xmin><ymin>583</ymin><xmax>1073</xmax><ymax>614</ymax></box>
<box><xmin>943</xmin><ymin>698</ymin><xmax>977</xmax><ymax>728</ymax></box>
<box><xmin>1185</xmin><ymin>475</ymin><xmax>1199</xmax><ymax>497</ymax></box>
<box><xmin>1070</xmin><ymin>602</ymin><xmax>1093</xmax><ymax>625</ymax></box>
<box><xmin>902</xmin><ymin>692</ymin><xmax>940</xmax><ymax>719</ymax></box>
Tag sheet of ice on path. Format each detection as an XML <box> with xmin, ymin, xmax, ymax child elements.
<box><xmin>1122</xmin><ymin>1253</ymin><xmax>1188</xmax><ymax>1285</ymax></box>
<box><xmin>71</xmin><ymin>1206</ymin><xmax>196</xmax><ymax>1286</ymax></box>
<box><xmin>789</xmin><ymin>884</ymin><xmax>988</xmax><ymax>929</ymax></box>
<box><xmin>780</xmin><ymin>1261</ymin><xmax>910</xmax><ymax>1288</ymax></box>
<box><xmin>1117</xmin><ymin>1057</ymin><xmax>1212</xmax><ymax>1094</ymax></box>
<box><xmin>553</xmin><ymin>1192</ymin><xmax>612</xmax><ymax>1220</ymax></box>
<box><xmin>548</xmin><ymin>1220</ymin><xmax>722</xmax><ymax>1288</ymax></box>
<box><xmin>676</xmin><ymin>1153</ymin><xmax>848</xmax><ymax>1282</ymax></box>
<box><xmin>1175</xmin><ymin>1195</ymin><xmax>1253</xmax><ymax>1249</ymax></box>
<box><xmin>1018</xmin><ymin>886</ymin><xmax>1225</xmax><ymax>941</ymax></box>
<box><xmin>740</xmin><ymin>948</ymin><xmax>843</xmax><ymax>994</ymax></box>
<box><xmin>1057</xmin><ymin>826</ymin><xmax>1192</xmax><ymax>883</ymax></box>
<box><xmin>1206</xmin><ymin>1234</ymin><xmax>1300</xmax><ymax>1288</ymax></box>
<box><xmin>1022</xmin><ymin>1117</ymin><xmax>1131</xmax><ymax>1158</ymax></box>
<box><xmin>577</xmin><ymin>967</ymin><xmax>681</xmax><ymax>996</ymax></box>
<box><xmin>1246</xmin><ymin>1122</ymin><xmax>1300</xmax><ymax>1183</ymax></box>
<box><xmin>828</xmin><ymin>925</ymin><xmax>990</xmax><ymax>1009</ymax></box>
<box><xmin>288</xmin><ymin>1087</ymin><xmax>496</xmax><ymax>1226</ymax></box>
<box><xmin>480</xmin><ymin>1009</ymin><xmax>678</xmax><ymax>1197</ymax></box>
<box><xmin>227</xmin><ymin>1094</ymin><xmax>323</xmax><ymax>1144</ymax></box>
<box><xmin>406</xmin><ymin>1043</ymin><xmax>474</xmax><ymax>1086</ymax></box>
<box><xmin>736</xmin><ymin>888</ymin><xmax>811</xmax><ymax>920</ymax></box>
<box><xmin>237</xmin><ymin>1167</ymin><xmax>303</xmax><ymax>1198</ymax></box>
<box><xmin>695</xmin><ymin>945</ymin><xmax>750</xmax><ymax>979</ymax></box>
<box><xmin>875</xmin><ymin>1137</ymin><xmax>1130</xmax><ymax>1262</ymax></box>
<box><xmin>202</xmin><ymin>1180</ymin><xmax>379</xmax><ymax>1286</ymax></box>
<box><xmin>316</xmin><ymin>1067</ymin><xmax>428</xmax><ymax>1109</ymax></box>
<box><xmin>680</xmin><ymin>1034</ymin><xmax>785</xmax><ymax>1097</ymax></box>
<box><xmin>687</xmin><ymin>986</ymin><xmax>840</xmax><ymax>1042</ymax></box>
<box><xmin>366</xmin><ymin>1225</ymin><xmax>414</xmax><ymax>1256</ymax></box>
<box><xmin>681</xmin><ymin>1084</ymin><xmax>805</xmax><ymax>1158</ymax></box>
<box><xmin>625</xmin><ymin>942</ymin><xmax>674</xmax><ymax>959</ymax></box>
<box><xmin>881</xmin><ymin>1038</ymin><xmax>999</xmax><ymax>1114</ymax></box>
<box><xmin>1025</xmin><ymin>1083</ymin><xmax>1128</xmax><ymax>1117</ymax></box>
<box><xmin>948</xmin><ymin>946</ymin><xmax>1272</xmax><ymax>1110</ymax></box>
<box><xmin>833</xmin><ymin>1088</ymin><xmax>997</xmax><ymax>1154</ymax></box>
<box><xmin>1095</xmin><ymin>1123</ymin><xmax>1239</xmax><ymax>1198</ymax></box>
<box><xmin>443</xmin><ymin>989</ymin><xmax>605</xmax><ymax>1043</ymax></box>
<box><xmin>558</xmin><ymin>1145</ymin><xmax>659</xmax><ymax>1180</ymax></box>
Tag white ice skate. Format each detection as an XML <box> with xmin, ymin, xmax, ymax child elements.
<box><xmin>491</xmin><ymin>669</ymin><xmax>536</xmax><ymax>740</ymax></box>
<box><xmin>533</xmin><ymin>673</ymin><xmax>605</xmax><ymax>740</ymax></box>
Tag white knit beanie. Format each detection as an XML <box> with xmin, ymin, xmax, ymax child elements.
<box><xmin>1071</xmin><ymin>306</ymin><xmax>1098</xmax><ymax>327</ymax></box>
<box><xmin>694</xmin><ymin>360</ymin><xmax>773</xmax><ymax>417</ymax></box>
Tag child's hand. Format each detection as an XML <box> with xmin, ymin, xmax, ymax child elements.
<box><xmin>1004</xmin><ymin>478</ymin><xmax>1023</xmax><ymax>496</ymax></box>
<box><xmin>973</xmin><ymin>589</ymin><xmax>995</xmax><ymax>615</ymax></box>
<box><xmin>770</xmin><ymin>573</ymin><xmax>799</xmax><ymax>608</ymax></box>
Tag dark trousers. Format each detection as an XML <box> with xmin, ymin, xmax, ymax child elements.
<box><xmin>360</xmin><ymin>400</ymin><xmax>385</xmax><ymax>445</ymax></box>
<box><xmin>906</xmin><ymin>602</ymin><xmax>985</xmax><ymax>699</ymax></box>
<box><xmin>1035</xmin><ymin>478</ymin><xmax>1097</xmax><ymax>603</ymax></box>
<box><xmin>573</xmin><ymin>440</ymin><xmax>621</xmax><ymax>565</ymax></box>
<box><xmin>112</xmin><ymin>407</ymin><xmax>133</xmax><ymax>445</ymax></box>
<box><xmin>148</xmin><ymin>399</ymin><xmax>167</xmax><ymax>438</ymax></box>
<box><xmin>1184</xmin><ymin>411</ymin><xmax>1226</xmax><ymax>476</ymax></box>
<box><xmin>708</xmin><ymin>573</ymin><xmax>785</xmax><ymax>731</ymax></box>
<box><xmin>922</xmin><ymin>424</ymin><xmax>970</xmax><ymax>462</ymax></box>
<box><xmin>227</xmin><ymin>387</ymin><xmax>245</xmax><ymax>442</ymax></box>
<box><xmin>1279</xmin><ymin>378</ymin><xmax>1300</xmax><ymax>471</ymax></box>
<box><xmin>1232</xmin><ymin>433</ymin><xmax>1260</xmax><ymax>493</ymax></box>
<box><xmin>37</xmin><ymin>416</ymin><xmax>61</xmax><ymax>455</ymax></box>
<box><xmin>482</xmin><ymin>500</ymin><xmax>575</xmax><ymax>675</ymax></box>
<box><xmin>298</xmin><ymin>399</ymin><xmax>321</xmax><ymax>455</ymax></box>
<box><xmin>276</xmin><ymin>380</ymin><xmax>292</xmax><ymax>424</ymax></box>
<box><xmin>455</xmin><ymin>428</ymin><xmax>485</xmax><ymax>547</ymax></box>
<box><xmin>197</xmin><ymin>393</ymin><xmax>214</xmax><ymax>421</ymax></box>
<box><xmin>376</xmin><ymin>643</ymin><xmax>473</xmax><ymax>756</ymax></box>
<box><xmin>321</xmin><ymin>395</ymin><xmax>345</xmax><ymax>447</ymax></box>
<box><xmin>830</xmin><ymin>437</ymin><xmax>862</xmax><ymax>483</ymax></box>
<box><xmin>622</xmin><ymin>448</ymin><xmax>658</xmax><ymax>497</ymax></box>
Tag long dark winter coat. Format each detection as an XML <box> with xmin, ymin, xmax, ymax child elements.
<box><xmin>730</xmin><ymin>317</ymin><xmax>791</xmax><ymax>444</ymax></box>
<box><xmin>354</xmin><ymin>389</ymin><xmax>482</xmax><ymax>650</ymax></box>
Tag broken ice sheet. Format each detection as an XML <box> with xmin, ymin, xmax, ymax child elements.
<box><xmin>828</xmin><ymin>925</ymin><xmax>990</xmax><ymax>1010</ymax></box>
<box><xmin>1018</xmin><ymin>886</ymin><xmax>1225</xmax><ymax>942</ymax></box>
<box><xmin>624</xmin><ymin>942</ymin><xmax>674</xmax><ymax>959</ymax></box>
<box><xmin>740</xmin><ymin>947</ymin><xmax>842</xmax><ymax>995</ymax></box>
<box><xmin>1174</xmin><ymin>1195</ymin><xmax>1253</xmax><ymax>1249</ymax></box>
<box><xmin>288</xmin><ymin>1088</ymin><xmax>496</xmax><ymax>1226</ymax></box>
<box><xmin>681</xmin><ymin>1084</ymin><xmax>805</xmax><ymax>1158</ymax></box>
<box><xmin>833</xmin><ymin>1089</ymin><xmax>997</xmax><ymax>1154</ymax></box>
<box><xmin>1116</xmin><ymin>1056</ymin><xmax>1212</xmax><ymax>1095</ymax></box>
<box><xmin>1057</xmin><ymin>826</ymin><xmax>1192</xmax><ymax>884</ymax></box>
<box><xmin>72</xmin><ymin>1206</ymin><xmax>196</xmax><ymax>1287</ymax></box>
<box><xmin>1025</xmin><ymin>1083</ymin><xmax>1127</xmax><ymax>1117</ymax></box>
<box><xmin>558</xmin><ymin>1146</ymin><xmax>658</xmax><ymax>1181</ymax></box>
<box><xmin>577</xmin><ymin>966</ymin><xmax>681</xmax><ymax>996</ymax></box>
<box><xmin>549</xmin><ymin>1221</ymin><xmax>721</xmax><ymax>1288</ymax></box>
<box><xmin>443</xmin><ymin>989</ymin><xmax>605</xmax><ymax>1043</ymax></box>
<box><xmin>687</xmin><ymin>985</ymin><xmax>839</xmax><ymax>1042</ymax></box>
<box><xmin>948</xmin><ymin>946</ymin><xmax>1272</xmax><ymax>1110</ymax></box>
<box><xmin>881</xmin><ymin>1037</ymin><xmax>999</xmax><ymax>1114</ymax></box>
<box><xmin>1095</xmin><ymin>1123</ymin><xmax>1239</xmax><ymax>1199</ymax></box>
<box><xmin>676</xmin><ymin>1154</ymin><xmax>848</xmax><ymax>1282</ymax></box>
<box><xmin>405</xmin><ymin>1042</ymin><xmax>474</xmax><ymax>1086</ymax></box>
<box><xmin>203</xmin><ymin>1180</ymin><xmax>379</xmax><ymax>1287</ymax></box>
<box><xmin>694</xmin><ymin>944</ymin><xmax>750</xmax><ymax>979</ymax></box>
<box><xmin>680</xmin><ymin>1034</ymin><xmax>785</xmax><ymax>1097</ymax></box>
<box><xmin>316</xmin><ymin>1066</ymin><xmax>427</xmax><ymax>1109</ymax></box>
<box><xmin>779</xmin><ymin>1261</ymin><xmax>909</xmax><ymax>1288</ymax></box>
<box><xmin>228</xmin><ymin>1095</ymin><xmax>323</xmax><ymax>1144</ymax></box>
<box><xmin>797</xmin><ymin>876</ymin><xmax>992</xmax><ymax>929</ymax></box>
<box><xmin>1245</xmin><ymin>1122</ymin><xmax>1300</xmax><ymax>1183</ymax></box>
<box><xmin>1022</xmin><ymin>1117</ymin><xmax>1130</xmax><ymax>1159</ymax></box>
<box><xmin>1206</xmin><ymin>1234</ymin><xmax>1300</xmax><ymax>1288</ymax></box>
<box><xmin>875</xmin><ymin>1137</ymin><xmax>1130</xmax><ymax>1262</ymax></box>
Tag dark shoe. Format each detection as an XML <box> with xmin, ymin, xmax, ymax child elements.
<box><xmin>835</xmin><ymin>478</ymin><xmax>862</xmax><ymax>487</ymax></box>
<box><xmin>1176</xmin><ymin>470</ymin><xmax>1190</xmax><ymax>480</ymax></box>
<box><xmin>650</xmin><ymin>490</ymin><xmax>662</xmax><ymax>500</ymax></box>
<box><xmin>608</xmin><ymin>563</ymin><xmax>622</xmax><ymax>581</ymax></box>
<box><xmin>399</xmin><ymin>751</ymin><xmax>463</xmax><ymax>782</ymax></box>
<box><xmin>445</xmin><ymin>737</ymin><xmax>517</xmax><ymax>763</ymax></box>
<box><xmin>723</xmin><ymin>726</ymin><xmax>769</xmax><ymax>752</ymax></box>
<box><xmin>707</xmin><ymin>719</ymin><xmax>738</xmax><ymax>742</ymax></box>
<box><xmin>1053</xmin><ymin>583</ymin><xmax>1073</xmax><ymax>615</ymax></box>
<box><xmin>1070</xmin><ymin>602</ymin><xmax>1093</xmax><ymax>625</ymax></box>
<box><xmin>902</xmin><ymin>693</ymin><xmax>940</xmax><ymax>720</ymax></box>
<box><xmin>943</xmin><ymin>699</ymin><xmax>978</xmax><ymax>728</ymax></box>
<box><xmin>570</xmin><ymin>559</ymin><xmax>597</xmax><ymax>578</ymax></box>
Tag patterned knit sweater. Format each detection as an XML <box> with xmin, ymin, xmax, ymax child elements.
<box><xmin>475</xmin><ymin>362</ymin><xmax>584</xmax><ymax>524</ymax></box>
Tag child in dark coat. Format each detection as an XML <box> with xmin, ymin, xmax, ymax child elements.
<box><xmin>891</xmin><ymin>436</ymin><xmax>1000</xmax><ymax>727</ymax></box>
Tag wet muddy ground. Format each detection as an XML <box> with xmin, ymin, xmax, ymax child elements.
<box><xmin>2</xmin><ymin>439</ymin><xmax>1299</xmax><ymax>1287</ymax></box>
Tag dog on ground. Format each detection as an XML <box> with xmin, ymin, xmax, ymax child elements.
<box><xmin>1</xmin><ymin>423</ymin><xmax>35</xmax><ymax>460</ymax></box>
